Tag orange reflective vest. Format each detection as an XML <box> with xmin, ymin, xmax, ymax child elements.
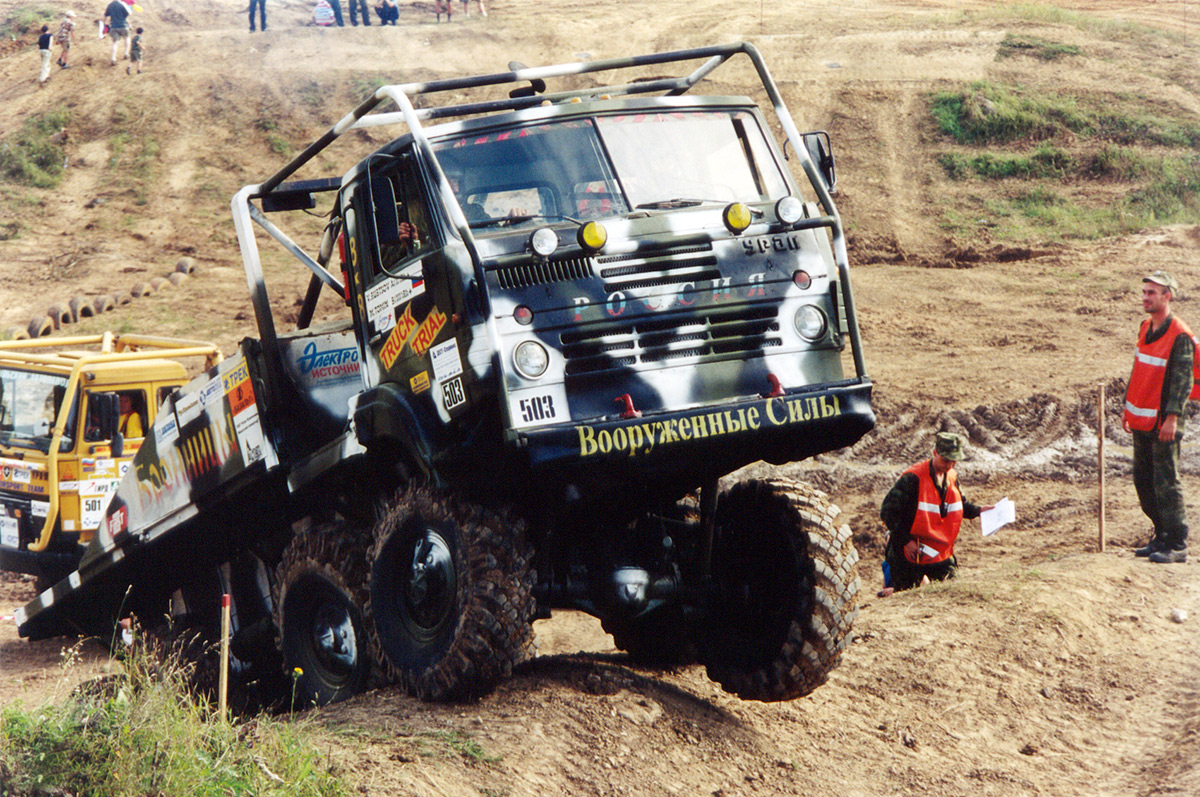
<box><xmin>1124</xmin><ymin>317</ymin><xmax>1200</xmax><ymax>432</ymax></box>
<box><xmin>903</xmin><ymin>461</ymin><xmax>963</xmax><ymax>565</ymax></box>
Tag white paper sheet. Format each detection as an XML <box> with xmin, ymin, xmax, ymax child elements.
<box><xmin>981</xmin><ymin>497</ymin><xmax>1015</xmax><ymax>537</ymax></box>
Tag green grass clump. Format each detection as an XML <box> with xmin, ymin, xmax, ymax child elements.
<box><xmin>930</xmin><ymin>83</ymin><xmax>1086</xmax><ymax>144</ymax></box>
<box><xmin>998</xmin><ymin>33</ymin><xmax>1082</xmax><ymax>61</ymax></box>
<box><xmin>0</xmin><ymin>643</ymin><xmax>349</xmax><ymax>796</ymax></box>
<box><xmin>1</xmin><ymin>4</ymin><xmax>59</xmax><ymax>37</ymax></box>
<box><xmin>930</xmin><ymin>82</ymin><xmax>1200</xmax><ymax>148</ymax></box>
<box><xmin>940</xmin><ymin>144</ymin><xmax>1072</xmax><ymax>180</ymax></box>
<box><xmin>0</xmin><ymin>109</ymin><xmax>70</xmax><ymax>188</ymax></box>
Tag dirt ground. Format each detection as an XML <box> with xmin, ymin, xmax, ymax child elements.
<box><xmin>2</xmin><ymin>0</ymin><xmax>1200</xmax><ymax>794</ymax></box>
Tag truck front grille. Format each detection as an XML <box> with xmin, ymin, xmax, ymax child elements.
<box><xmin>495</xmin><ymin>257</ymin><xmax>594</xmax><ymax>290</ymax></box>
<box><xmin>561</xmin><ymin>306</ymin><xmax>781</xmax><ymax>378</ymax></box>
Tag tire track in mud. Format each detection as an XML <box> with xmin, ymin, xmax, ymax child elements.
<box><xmin>775</xmin><ymin>378</ymin><xmax>1200</xmax><ymax>497</ymax></box>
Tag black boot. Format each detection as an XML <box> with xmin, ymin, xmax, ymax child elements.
<box><xmin>1135</xmin><ymin>540</ymin><xmax>1163</xmax><ymax>557</ymax></box>
<box><xmin>1149</xmin><ymin>546</ymin><xmax>1187</xmax><ymax>563</ymax></box>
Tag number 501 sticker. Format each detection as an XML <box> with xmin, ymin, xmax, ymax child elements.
<box><xmin>508</xmin><ymin>385</ymin><xmax>569</xmax><ymax>429</ymax></box>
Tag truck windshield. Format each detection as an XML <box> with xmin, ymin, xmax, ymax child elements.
<box><xmin>432</xmin><ymin>109</ymin><xmax>789</xmax><ymax>226</ymax></box>
<box><xmin>0</xmin><ymin>369</ymin><xmax>75</xmax><ymax>453</ymax></box>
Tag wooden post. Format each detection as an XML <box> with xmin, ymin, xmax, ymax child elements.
<box><xmin>1098</xmin><ymin>384</ymin><xmax>1106</xmax><ymax>552</ymax></box>
<box><xmin>219</xmin><ymin>593</ymin><xmax>231</xmax><ymax>721</ymax></box>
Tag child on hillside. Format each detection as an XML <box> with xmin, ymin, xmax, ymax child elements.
<box><xmin>37</xmin><ymin>24</ymin><xmax>53</xmax><ymax>85</ymax></box>
<box><xmin>312</xmin><ymin>0</ymin><xmax>335</xmax><ymax>26</ymax></box>
<box><xmin>127</xmin><ymin>26</ymin><xmax>144</xmax><ymax>74</ymax></box>
<box><xmin>54</xmin><ymin>10</ymin><xmax>76</xmax><ymax>69</ymax></box>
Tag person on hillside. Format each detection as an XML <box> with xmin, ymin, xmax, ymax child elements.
<box><xmin>1125</xmin><ymin>271</ymin><xmax>1195</xmax><ymax>564</ymax></box>
<box><xmin>103</xmin><ymin>0</ymin><xmax>132</xmax><ymax>63</ymax></box>
<box><xmin>435</xmin><ymin>0</ymin><xmax>451</xmax><ymax>21</ymax></box>
<box><xmin>37</xmin><ymin>24</ymin><xmax>53</xmax><ymax>85</ymax></box>
<box><xmin>249</xmin><ymin>0</ymin><xmax>267</xmax><ymax>31</ymax></box>
<box><xmin>460</xmin><ymin>0</ymin><xmax>486</xmax><ymax>16</ymax></box>
<box><xmin>127</xmin><ymin>26</ymin><xmax>143</xmax><ymax>74</ymax></box>
<box><xmin>54</xmin><ymin>11</ymin><xmax>76</xmax><ymax>69</ymax></box>
<box><xmin>348</xmin><ymin>0</ymin><xmax>370</xmax><ymax>25</ymax></box>
<box><xmin>374</xmin><ymin>0</ymin><xmax>398</xmax><ymax>24</ymax></box>
<box><xmin>878</xmin><ymin>432</ymin><xmax>993</xmax><ymax>597</ymax></box>
<box><xmin>312</xmin><ymin>0</ymin><xmax>336</xmax><ymax>25</ymax></box>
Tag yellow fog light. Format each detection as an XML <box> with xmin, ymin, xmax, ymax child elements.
<box><xmin>723</xmin><ymin>202</ymin><xmax>752</xmax><ymax>234</ymax></box>
<box><xmin>577</xmin><ymin>221</ymin><xmax>608</xmax><ymax>252</ymax></box>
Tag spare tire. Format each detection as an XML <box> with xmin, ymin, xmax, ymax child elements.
<box><xmin>69</xmin><ymin>296</ymin><xmax>94</xmax><ymax>318</ymax></box>
<box><xmin>27</xmin><ymin>316</ymin><xmax>53</xmax><ymax>338</ymax></box>
<box><xmin>47</xmin><ymin>304</ymin><xmax>72</xmax><ymax>328</ymax></box>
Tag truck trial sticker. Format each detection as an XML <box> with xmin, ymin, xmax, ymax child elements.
<box><xmin>380</xmin><ymin>306</ymin><xmax>418</xmax><ymax>369</ymax></box>
<box><xmin>0</xmin><ymin>516</ymin><xmax>17</xmax><ymax>548</ymax></box>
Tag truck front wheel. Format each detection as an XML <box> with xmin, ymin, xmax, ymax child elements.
<box><xmin>368</xmin><ymin>486</ymin><xmax>536</xmax><ymax>701</ymax></box>
<box><xmin>701</xmin><ymin>478</ymin><xmax>860</xmax><ymax>701</ymax></box>
<box><xmin>274</xmin><ymin>526</ymin><xmax>373</xmax><ymax>708</ymax></box>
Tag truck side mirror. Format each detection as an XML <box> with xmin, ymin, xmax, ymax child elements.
<box><xmin>368</xmin><ymin>176</ymin><xmax>401</xmax><ymax>268</ymax></box>
<box><xmin>802</xmin><ymin>131</ymin><xmax>837</xmax><ymax>194</ymax></box>
<box><xmin>86</xmin><ymin>392</ymin><xmax>122</xmax><ymax>446</ymax></box>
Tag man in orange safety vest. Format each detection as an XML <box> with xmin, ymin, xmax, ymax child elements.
<box><xmin>878</xmin><ymin>432</ymin><xmax>993</xmax><ymax>596</ymax></box>
<box><xmin>1124</xmin><ymin>270</ymin><xmax>1195</xmax><ymax>564</ymax></box>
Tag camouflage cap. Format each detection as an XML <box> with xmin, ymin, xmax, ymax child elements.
<box><xmin>934</xmin><ymin>432</ymin><xmax>965</xmax><ymax>462</ymax></box>
<box><xmin>1144</xmin><ymin>270</ymin><xmax>1178</xmax><ymax>294</ymax></box>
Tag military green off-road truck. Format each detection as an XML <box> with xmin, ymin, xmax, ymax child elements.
<box><xmin>18</xmin><ymin>43</ymin><xmax>874</xmax><ymax>707</ymax></box>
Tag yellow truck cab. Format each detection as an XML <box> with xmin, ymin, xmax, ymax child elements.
<box><xmin>0</xmin><ymin>333</ymin><xmax>221</xmax><ymax>586</ymax></box>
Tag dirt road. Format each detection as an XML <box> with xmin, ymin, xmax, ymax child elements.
<box><xmin>2</xmin><ymin>0</ymin><xmax>1199</xmax><ymax>793</ymax></box>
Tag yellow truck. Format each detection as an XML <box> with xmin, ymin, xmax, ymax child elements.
<box><xmin>0</xmin><ymin>332</ymin><xmax>221</xmax><ymax>587</ymax></box>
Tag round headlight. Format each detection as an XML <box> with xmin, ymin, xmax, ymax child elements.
<box><xmin>577</xmin><ymin>221</ymin><xmax>608</xmax><ymax>252</ymax></box>
<box><xmin>794</xmin><ymin>305</ymin><xmax>828</xmax><ymax>341</ymax></box>
<box><xmin>723</xmin><ymin>202</ymin><xmax>752</xmax><ymax>234</ymax></box>
<box><xmin>513</xmin><ymin>340</ymin><xmax>549</xmax><ymax>378</ymax></box>
<box><xmin>531</xmin><ymin>227</ymin><xmax>559</xmax><ymax>257</ymax></box>
<box><xmin>776</xmin><ymin>196</ymin><xmax>804</xmax><ymax>224</ymax></box>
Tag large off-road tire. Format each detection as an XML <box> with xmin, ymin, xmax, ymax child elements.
<box><xmin>701</xmin><ymin>478</ymin><xmax>859</xmax><ymax>702</ymax></box>
<box><xmin>368</xmin><ymin>486</ymin><xmax>536</xmax><ymax>702</ymax></box>
<box><xmin>273</xmin><ymin>525</ymin><xmax>373</xmax><ymax>708</ymax></box>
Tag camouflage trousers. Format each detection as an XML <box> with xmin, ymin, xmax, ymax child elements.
<box><xmin>884</xmin><ymin>546</ymin><xmax>957</xmax><ymax>591</ymax></box>
<box><xmin>1132</xmin><ymin>429</ymin><xmax>1189</xmax><ymax>549</ymax></box>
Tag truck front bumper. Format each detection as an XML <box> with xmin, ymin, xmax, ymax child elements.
<box><xmin>517</xmin><ymin>378</ymin><xmax>874</xmax><ymax>484</ymax></box>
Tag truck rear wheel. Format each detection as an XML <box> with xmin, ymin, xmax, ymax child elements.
<box><xmin>368</xmin><ymin>486</ymin><xmax>536</xmax><ymax>701</ymax></box>
<box><xmin>701</xmin><ymin>478</ymin><xmax>859</xmax><ymax>702</ymax></box>
<box><xmin>273</xmin><ymin>526</ymin><xmax>373</xmax><ymax>708</ymax></box>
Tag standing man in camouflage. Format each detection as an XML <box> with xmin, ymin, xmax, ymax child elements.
<box><xmin>1124</xmin><ymin>271</ymin><xmax>1195</xmax><ymax>564</ymax></box>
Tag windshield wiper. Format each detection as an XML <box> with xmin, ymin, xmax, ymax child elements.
<box><xmin>468</xmin><ymin>213</ymin><xmax>571</xmax><ymax>229</ymax></box>
<box><xmin>635</xmin><ymin>198</ymin><xmax>731</xmax><ymax>210</ymax></box>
